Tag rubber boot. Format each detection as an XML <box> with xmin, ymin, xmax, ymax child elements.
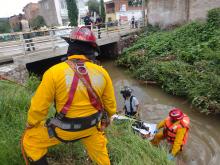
<box><xmin>30</xmin><ymin>155</ymin><xmax>48</xmax><ymax>165</ymax></box>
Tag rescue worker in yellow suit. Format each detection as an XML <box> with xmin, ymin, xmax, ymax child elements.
<box><xmin>22</xmin><ymin>27</ymin><xmax>117</xmax><ymax>165</ymax></box>
<box><xmin>151</xmin><ymin>108</ymin><xmax>190</xmax><ymax>161</ymax></box>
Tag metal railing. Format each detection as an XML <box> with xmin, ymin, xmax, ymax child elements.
<box><xmin>0</xmin><ymin>21</ymin><xmax>144</xmax><ymax>63</ymax></box>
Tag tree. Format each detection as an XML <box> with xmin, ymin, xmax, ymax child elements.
<box><xmin>30</xmin><ymin>16</ymin><xmax>46</xmax><ymax>30</ymax></box>
<box><xmin>0</xmin><ymin>18</ymin><xmax>11</xmax><ymax>34</ymax></box>
<box><xmin>100</xmin><ymin>0</ymin><xmax>106</xmax><ymax>22</ymax></box>
<box><xmin>87</xmin><ymin>0</ymin><xmax>99</xmax><ymax>14</ymax></box>
<box><xmin>66</xmin><ymin>0</ymin><xmax>78</xmax><ymax>26</ymax></box>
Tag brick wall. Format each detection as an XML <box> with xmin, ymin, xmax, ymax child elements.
<box><xmin>23</xmin><ymin>3</ymin><xmax>40</xmax><ymax>21</ymax></box>
<box><xmin>114</xmin><ymin>0</ymin><xmax>142</xmax><ymax>12</ymax></box>
<box><xmin>9</xmin><ymin>15</ymin><xmax>20</xmax><ymax>31</ymax></box>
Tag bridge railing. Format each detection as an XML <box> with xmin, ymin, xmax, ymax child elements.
<box><xmin>0</xmin><ymin>20</ymin><xmax>144</xmax><ymax>63</ymax></box>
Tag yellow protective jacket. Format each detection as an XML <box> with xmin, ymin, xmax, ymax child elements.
<box><xmin>157</xmin><ymin>119</ymin><xmax>187</xmax><ymax>156</ymax></box>
<box><xmin>27</xmin><ymin>55</ymin><xmax>117</xmax><ymax>135</ymax></box>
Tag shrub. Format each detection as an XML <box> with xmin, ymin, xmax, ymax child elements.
<box><xmin>207</xmin><ymin>8</ymin><xmax>220</xmax><ymax>28</ymax></box>
<box><xmin>117</xmin><ymin>8</ymin><xmax>220</xmax><ymax>113</ymax></box>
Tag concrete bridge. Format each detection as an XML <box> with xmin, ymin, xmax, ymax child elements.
<box><xmin>0</xmin><ymin>22</ymin><xmax>143</xmax><ymax>66</ymax></box>
<box><xmin>0</xmin><ymin>22</ymin><xmax>143</xmax><ymax>82</ymax></box>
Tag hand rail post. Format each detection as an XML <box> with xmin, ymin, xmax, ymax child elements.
<box><xmin>20</xmin><ymin>33</ymin><xmax>26</xmax><ymax>55</ymax></box>
<box><xmin>50</xmin><ymin>30</ymin><xmax>55</xmax><ymax>56</ymax></box>
<box><xmin>105</xmin><ymin>23</ymin><xmax>109</xmax><ymax>37</ymax></box>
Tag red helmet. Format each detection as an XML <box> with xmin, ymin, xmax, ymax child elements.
<box><xmin>62</xmin><ymin>26</ymin><xmax>99</xmax><ymax>51</ymax></box>
<box><xmin>169</xmin><ymin>108</ymin><xmax>184</xmax><ymax>120</ymax></box>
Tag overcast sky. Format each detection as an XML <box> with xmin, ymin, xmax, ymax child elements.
<box><xmin>0</xmin><ymin>0</ymin><xmax>109</xmax><ymax>18</ymax></box>
<box><xmin>0</xmin><ymin>0</ymin><xmax>40</xmax><ymax>18</ymax></box>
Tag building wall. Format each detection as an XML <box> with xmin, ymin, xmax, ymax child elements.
<box><xmin>105</xmin><ymin>1</ymin><xmax>116</xmax><ymax>21</ymax></box>
<box><xmin>114</xmin><ymin>0</ymin><xmax>142</xmax><ymax>12</ymax></box>
<box><xmin>116</xmin><ymin>10</ymin><xmax>142</xmax><ymax>21</ymax></box>
<box><xmin>189</xmin><ymin>0</ymin><xmax>220</xmax><ymax>21</ymax></box>
<box><xmin>107</xmin><ymin>0</ymin><xmax>143</xmax><ymax>22</ymax></box>
<box><xmin>148</xmin><ymin>0</ymin><xmax>188</xmax><ymax>28</ymax></box>
<box><xmin>23</xmin><ymin>3</ymin><xmax>40</xmax><ymax>21</ymax></box>
<box><xmin>106</xmin><ymin>13</ymin><xmax>116</xmax><ymax>22</ymax></box>
<box><xmin>147</xmin><ymin>0</ymin><xmax>220</xmax><ymax>28</ymax></box>
<box><xmin>39</xmin><ymin>0</ymin><xmax>59</xmax><ymax>26</ymax></box>
<box><xmin>9</xmin><ymin>15</ymin><xmax>20</xmax><ymax>31</ymax></box>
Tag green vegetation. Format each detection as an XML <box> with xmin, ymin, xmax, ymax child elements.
<box><xmin>128</xmin><ymin>0</ymin><xmax>142</xmax><ymax>7</ymax></box>
<box><xmin>0</xmin><ymin>18</ymin><xmax>11</xmax><ymax>33</ymax></box>
<box><xmin>117</xmin><ymin>8</ymin><xmax>220</xmax><ymax>114</ymax></box>
<box><xmin>87</xmin><ymin>0</ymin><xmax>100</xmax><ymax>15</ymax></box>
<box><xmin>100</xmin><ymin>0</ymin><xmax>106</xmax><ymax>22</ymax></box>
<box><xmin>66</xmin><ymin>0</ymin><xmax>78</xmax><ymax>26</ymax></box>
<box><xmin>30</xmin><ymin>16</ymin><xmax>47</xmax><ymax>30</ymax></box>
<box><xmin>0</xmin><ymin>78</ymin><xmax>172</xmax><ymax>165</ymax></box>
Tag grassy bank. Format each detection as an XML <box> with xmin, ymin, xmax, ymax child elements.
<box><xmin>0</xmin><ymin>78</ymin><xmax>172</xmax><ymax>165</ymax></box>
<box><xmin>117</xmin><ymin>8</ymin><xmax>220</xmax><ymax>114</ymax></box>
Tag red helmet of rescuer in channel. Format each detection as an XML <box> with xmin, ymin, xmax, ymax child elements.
<box><xmin>62</xmin><ymin>26</ymin><xmax>99</xmax><ymax>52</ymax></box>
<box><xmin>169</xmin><ymin>108</ymin><xmax>184</xmax><ymax>121</ymax></box>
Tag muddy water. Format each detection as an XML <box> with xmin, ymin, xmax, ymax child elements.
<box><xmin>103</xmin><ymin>60</ymin><xmax>220</xmax><ymax>165</ymax></box>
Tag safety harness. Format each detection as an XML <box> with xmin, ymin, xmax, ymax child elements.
<box><xmin>46</xmin><ymin>59</ymin><xmax>105</xmax><ymax>143</ymax></box>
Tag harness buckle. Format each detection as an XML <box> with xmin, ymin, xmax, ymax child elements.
<box><xmin>56</xmin><ymin>112</ymin><xmax>65</xmax><ymax>120</ymax></box>
<box><xmin>76</xmin><ymin>62</ymin><xmax>88</xmax><ymax>75</ymax></box>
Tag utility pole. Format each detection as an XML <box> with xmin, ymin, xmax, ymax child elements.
<box><xmin>142</xmin><ymin>0</ymin><xmax>146</xmax><ymax>26</ymax></box>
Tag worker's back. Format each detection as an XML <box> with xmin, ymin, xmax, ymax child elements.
<box><xmin>30</xmin><ymin>55</ymin><xmax>116</xmax><ymax>120</ymax></box>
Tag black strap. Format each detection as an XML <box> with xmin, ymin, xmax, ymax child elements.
<box><xmin>130</xmin><ymin>96</ymin><xmax>134</xmax><ymax>113</ymax></box>
<box><xmin>49</xmin><ymin>126</ymin><xmax>90</xmax><ymax>143</ymax></box>
<box><xmin>46</xmin><ymin>112</ymin><xmax>102</xmax><ymax>143</ymax></box>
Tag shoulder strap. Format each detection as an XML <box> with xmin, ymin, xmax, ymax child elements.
<box><xmin>66</xmin><ymin>60</ymin><xmax>104</xmax><ymax>112</ymax></box>
<box><xmin>59</xmin><ymin>67</ymin><xmax>79</xmax><ymax>117</ymax></box>
<box><xmin>130</xmin><ymin>96</ymin><xmax>134</xmax><ymax>113</ymax></box>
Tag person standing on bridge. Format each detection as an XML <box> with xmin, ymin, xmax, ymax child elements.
<box><xmin>22</xmin><ymin>26</ymin><xmax>116</xmax><ymax>165</ymax></box>
<box><xmin>19</xmin><ymin>14</ymin><xmax>35</xmax><ymax>52</ymax></box>
<box><xmin>95</xmin><ymin>15</ymin><xmax>102</xmax><ymax>39</ymax></box>
<box><xmin>151</xmin><ymin>108</ymin><xmax>190</xmax><ymax>161</ymax></box>
<box><xmin>84</xmin><ymin>13</ymin><xmax>93</xmax><ymax>30</ymax></box>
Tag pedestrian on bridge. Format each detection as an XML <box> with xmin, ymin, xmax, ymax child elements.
<box><xmin>84</xmin><ymin>13</ymin><xmax>93</xmax><ymax>30</ymax></box>
<box><xmin>22</xmin><ymin>26</ymin><xmax>116</xmax><ymax>165</ymax></box>
<box><xmin>95</xmin><ymin>15</ymin><xmax>102</xmax><ymax>39</ymax></box>
<box><xmin>19</xmin><ymin>14</ymin><xmax>35</xmax><ymax>52</ymax></box>
<box><xmin>151</xmin><ymin>108</ymin><xmax>190</xmax><ymax>161</ymax></box>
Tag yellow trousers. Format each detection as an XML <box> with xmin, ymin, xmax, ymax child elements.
<box><xmin>23</xmin><ymin>122</ymin><xmax>110</xmax><ymax>165</ymax></box>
